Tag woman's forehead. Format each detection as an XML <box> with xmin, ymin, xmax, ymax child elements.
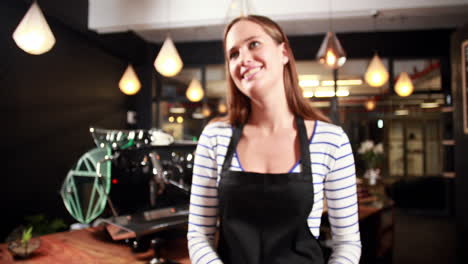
<box><xmin>225</xmin><ymin>20</ymin><xmax>269</xmax><ymax>50</ymax></box>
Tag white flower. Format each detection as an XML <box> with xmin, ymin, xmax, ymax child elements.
<box><xmin>373</xmin><ymin>143</ymin><xmax>384</xmax><ymax>154</ymax></box>
<box><xmin>358</xmin><ymin>140</ymin><xmax>374</xmax><ymax>154</ymax></box>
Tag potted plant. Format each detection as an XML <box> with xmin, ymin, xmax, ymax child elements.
<box><xmin>7</xmin><ymin>226</ymin><xmax>41</xmax><ymax>258</ymax></box>
<box><xmin>358</xmin><ymin>140</ymin><xmax>384</xmax><ymax>186</ymax></box>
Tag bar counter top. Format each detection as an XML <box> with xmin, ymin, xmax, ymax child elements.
<box><xmin>0</xmin><ymin>226</ymin><xmax>190</xmax><ymax>264</ymax></box>
<box><xmin>0</xmin><ymin>199</ymin><xmax>390</xmax><ymax>264</ymax></box>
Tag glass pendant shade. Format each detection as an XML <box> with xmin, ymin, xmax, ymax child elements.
<box><xmin>365</xmin><ymin>54</ymin><xmax>389</xmax><ymax>87</ymax></box>
<box><xmin>119</xmin><ymin>64</ymin><xmax>141</xmax><ymax>95</ymax></box>
<box><xmin>395</xmin><ymin>72</ymin><xmax>414</xmax><ymax>97</ymax></box>
<box><xmin>316</xmin><ymin>32</ymin><xmax>346</xmax><ymax>69</ymax></box>
<box><xmin>186</xmin><ymin>79</ymin><xmax>204</xmax><ymax>102</ymax></box>
<box><xmin>13</xmin><ymin>1</ymin><xmax>56</xmax><ymax>55</ymax></box>
<box><xmin>364</xmin><ymin>99</ymin><xmax>377</xmax><ymax>111</ymax></box>
<box><xmin>154</xmin><ymin>37</ymin><xmax>183</xmax><ymax>77</ymax></box>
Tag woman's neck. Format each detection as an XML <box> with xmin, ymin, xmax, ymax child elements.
<box><xmin>247</xmin><ymin>93</ymin><xmax>295</xmax><ymax>134</ymax></box>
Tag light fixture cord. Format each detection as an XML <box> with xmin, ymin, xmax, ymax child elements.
<box><xmin>328</xmin><ymin>0</ymin><xmax>333</xmax><ymax>31</ymax></box>
<box><xmin>372</xmin><ymin>11</ymin><xmax>378</xmax><ymax>54</ymax></box>
<box><xmin>166</xmin><ymin>0</ymin><xmax>171</xmax><ymax>37</ymax></box>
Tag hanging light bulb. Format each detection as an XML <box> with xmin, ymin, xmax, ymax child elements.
<box><xmin>218</xmin><ymin>100</ymin><xmax>227</xmax><ymax>114</ymax></box>
<box><xmin>202</xmin><ymin>103</ymin><xmax>211</xmax><ymax>117</ymax></box>
<box><xmin>119</xmin><ymin>64</ymin><xmax>141</xmax><ymax>95</ymax></box>
<box><xmin>154</xmin><ymin>36</ymin><xmax>183</xmax><ymax>77</ymax></box>
<box><xmin>316</xmin><ymin>32</ymin><xmax>346</xmax><ymax>69</ymax></box>
<box><xmin>394</xmin><ymin>72</ymin><xmax>414</xmax><ymax>97</ymax></box>
<box><xmin>12</xmin><ymin>1</ymin><xmax>56</xmax><ymax>55</ymax></box>
<box><xmin>186</xmin><ymin>79</ymin><xmax>204</xmax><ymax>102</ymax></box>
<box><xmin>365</xmin><ymin>53</ymin><xmax>389</xmax><ymax>87</ymax></box>
<box><xmin>364</xmin><ymin>99</ymin><xmax>377</xmax><ymax>111</ymax></box>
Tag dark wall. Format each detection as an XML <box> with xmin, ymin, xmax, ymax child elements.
<box><xmin>0</xmin><ymin>0</ymin><xmax>145</xmax><ymax>240</ymax></box>
<box><xmin>451</xmin><ymin>24</ymin><xmax>468</xmax><ymax>264</ymax></box>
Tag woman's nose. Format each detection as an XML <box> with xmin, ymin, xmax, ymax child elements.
<box><xmin>239</xmin><ymin>50</ymin><xmax>254</xmax><ymax>65</ymax></box>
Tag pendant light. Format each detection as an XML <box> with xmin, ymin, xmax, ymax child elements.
<box><xmin>364</xmin><ymin>11</ymin><xmax>389</xmax><ymax>87</ymax></box>
<box><xmin>119</xmin><ymin>64</ymin><xmax>141</xmax><ymax>95</ymax></box>
<box><xmin>13</xmin><ymin>1</ymin><xmax>56</xmax><ymax>55</ymax></box>
<box><xmin>317</xmin><ymin>32</ymin><xmax>346</xmax><ymax>69</ymax></box>
<box><xmin>154</xmin><ymin>36</ymin><xmax>183</xmax><ymax>77</ymax></box>
<box><xmin>316</xmin><ymin>0</ymin><xmax>346</xmax><ymax>69</ymax></box>
<box><xmin>365</xmin><ymin>54</ymin><xmax>389</xmax><ymax>87</ymax></box>
<box><xmin>218</xmin><ymin>100</ymin><xmax>227</xmax><ymax>114</ymax></box>
<box><xmin>364</xmin><ymin>98</ymin><xmax>377</xmax><ymax>111</ymax></box>
<box><xmin>202</xmin><ymin>103</ymin><xmax>211</xmax><ymax>117</ymax></box>
<box><xmin>153</xmin><ymin>1</ymin><xmax>183</xmax><ymax>77</ymax></box>
<box><xmin>186</xmin><ymin>79</ymin><xmax>204</xmax><ymax>102</ymax></box>
<box><xmin>394</xmin><ymin>72</ymin><xmax>414</xmax><ymax>97</ymax></box>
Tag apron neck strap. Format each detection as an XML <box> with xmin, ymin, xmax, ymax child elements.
<box><xmin>296</xmin><ymin>117</ymin><xmax>312</xmax><ymax>176</ymax></box>
<box><xmin>222</xmin><ymin>123</ymin><xmax>244</xmax><ymax>172</ymax></box>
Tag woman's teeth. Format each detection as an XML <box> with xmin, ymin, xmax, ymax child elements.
<box><xmin>243</xmin><ymin>67</ymin><xmax>261</xmax><ymax>79</ymax></box>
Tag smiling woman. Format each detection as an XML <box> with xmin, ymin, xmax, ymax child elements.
<box><xmin>187</xmin><ymin>15</ymin><xmax>361</xmax><ymax>264</ymax></box>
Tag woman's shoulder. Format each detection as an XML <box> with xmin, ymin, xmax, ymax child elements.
<box><xmin>201</xmin><ymin>120</ymin><xmax>233</xmax><ymax>136</ymax></box>
<box><xmin>310</xmin><ymin>120</ymin><xmax>345</xmax><ymax>135</ymax></box>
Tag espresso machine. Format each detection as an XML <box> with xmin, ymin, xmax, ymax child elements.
<box><xmin>61</xmin><ymin>127</ymin><xmax>196</xmax><ymax>263</ymax></box>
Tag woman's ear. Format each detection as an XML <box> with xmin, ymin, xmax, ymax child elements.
<box><xmin>280</xmin><ymin>43</ymin><xmax>289</xmax><ymax>65</ymax></box>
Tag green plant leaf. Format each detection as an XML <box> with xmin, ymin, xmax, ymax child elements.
<box><xmin>21</xmin><ymin>226</ymin><xmax>33</xmax><ymax>245</ymax></box>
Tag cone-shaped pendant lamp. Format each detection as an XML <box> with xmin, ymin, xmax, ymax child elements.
<box><xmin>365</xmin><ymin>53</ymin><xmax>389</xmax><ymax>87</ymax></box>
<box><xmin>316</xmin><ymin>32</ymin><xmax>346</xmax><ymax>69</ymax></box>
<box><xmin>394</xmin><ymin>72</ymin><xmax>414</xmax><ymax>97</ymax></box>
<box><xmin>13</xmin><ymin>1</ymin><xmax>56</xmax><ymax>55</ymax></box>
<box><xmin>119</xmin><ymin>64</ymin><xmax>141</xmax><ymax>95</ymax></box>
<box><xmin>154</xmin><ymin>36</ymin><xmax>183</xmax><ymax>77</ymax></box>
<box><xmin>186</xmin><ymin>79</ymin><xmax>204</xmax><ymax>102</ymax></box>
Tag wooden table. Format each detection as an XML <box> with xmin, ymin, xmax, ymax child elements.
<box><xmin>0</xmin><ymin>227</ymin><xmax>190</xmax><ymax>264</ymax></box>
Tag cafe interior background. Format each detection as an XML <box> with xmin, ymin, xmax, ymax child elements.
<box><xmin>1</xmin><ymin>0</ymin><xmax>468</xmax><ymax>263</ymax></box>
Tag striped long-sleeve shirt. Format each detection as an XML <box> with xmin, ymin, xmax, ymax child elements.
<box><xmin>187</xmin><ymin>120</ymin><xmax>361</xmax><ymax>264</ymax></box>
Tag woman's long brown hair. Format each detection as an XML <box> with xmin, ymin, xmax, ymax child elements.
<box><xmin>219</xmin><ymin>15</ymin><xmax>330</xmax><ymax>126</ymax></box>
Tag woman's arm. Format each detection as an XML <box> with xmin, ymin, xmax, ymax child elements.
<box><xmin>324</xmin><ymin>129</ymin><xmax>362</xmax><ymax>264</ymax></box>
<box><xmin>187</xmin><ymin>126</ymin><xmax>223</xmax><ymax>264</ymax></box>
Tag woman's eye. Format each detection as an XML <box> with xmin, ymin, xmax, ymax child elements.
<box><xmin>229</xmin><ymin>51</ymin><xmax>239</xmax><ymax>59</ymax></box>
<box><xmin>249</xmin><ymin>41</ymin><xmax>260</xmax><ymax>49</ymax></box>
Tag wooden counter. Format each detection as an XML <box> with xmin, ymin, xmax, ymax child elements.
<box><xmin>0</xmin><ymin>199</ymin><xmax>391</xmax><ymax>264</ymax></box>
<box><xmin>0</xmin><ymin>227</ymin><xmax>190</xmax><ymax>264</ymax></box>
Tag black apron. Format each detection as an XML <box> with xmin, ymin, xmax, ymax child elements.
<box><xmin>218</xmin><ymin>117</ymin><xmax>324</xmax><ymax>264</ymax></box>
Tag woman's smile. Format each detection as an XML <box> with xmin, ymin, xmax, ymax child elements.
<box><xmin>241</xmin><ymin>66</ymin><xmax>263</xmax><ymax>81</ymax></box>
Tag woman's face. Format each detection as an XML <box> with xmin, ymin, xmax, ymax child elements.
<box><xmin>225</xmin><ymin>20</ymin><xmax>289</xmax><ymax>100</ymax></box>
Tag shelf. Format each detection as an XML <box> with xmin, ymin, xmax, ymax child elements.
<box><xmin>442</xmin><ymin>140</ymin><xmax>455</xmax><ymax>146</ymax></box>
<box><xmin>442</xmin><ymin>172</ymin><xmax>456</xmax><ymax>178</ymax></box>
<box><xmin>441</xmin><ymin>106</ymin><xmax>454</xmax><ymax>113</ymax></box>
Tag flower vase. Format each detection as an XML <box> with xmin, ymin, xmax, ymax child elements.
<box><xmin>364</xmin><ymin>168</ymin><xmax>380</xmax><ymax>186</ymax></box>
